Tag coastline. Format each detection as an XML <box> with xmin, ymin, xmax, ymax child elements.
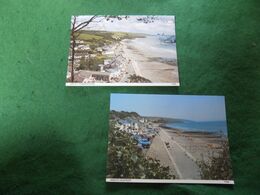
<box><xmin>120</xmin><ymin>38</ymin><xmax>179</xmax><ymax>83</ymax></box>
<box><xmin>160</xmin><ymin>125</ymin><xmax>226</xmax><ymax>161</ymax></box>
<box><xmin>67</xmin><ymin>33</ymin><xmax>180</xmax><ymax>84</ymax></box>
<box><xmin>147</xmin><ymin>123</ymin><xmax>227</xmax><ymax>179</ymax></box>
<box><xmin>108</xmin><ymin>109</ymin><xmax>233</xmax><ymax>182</ymax></box>
<box><xmin>159</xmin><ymin>123</ymin><xmax>226</xmax><ymax>137</ymax></box>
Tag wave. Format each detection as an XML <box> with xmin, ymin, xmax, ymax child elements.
<box><xmin>164</xmin><ymin>121</ymin><xmax>228</xmax><ymax>135</ymax></box>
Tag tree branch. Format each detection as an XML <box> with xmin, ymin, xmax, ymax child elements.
<box><xmin>74</xmin><ymin>15</ymin><xmax>97</xmax><ymax>32</ymax></box>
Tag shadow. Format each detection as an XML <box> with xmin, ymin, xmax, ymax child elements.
<box><xmin>106</xmin><ymin>182</ymin><xmax>194</xmax><ymax>195</ymax></box>
<box><xmin>106</xmin><ymin>183</ymin><xmax>171</xmax><ymax>192</ymax></box>
<box><xmin>0</xmin><ymin>130</ymin><xmax>86</xmax><ymax>194</ymax></box>
<box><xmin>65</xmin><ymin>86</ymin><xmax>179</xmax><ymax>100</ymax></box>
<box><xmin>106</xmin><ymin>181</ymin><xmax>234</xmax><ymax>194</ymax></box>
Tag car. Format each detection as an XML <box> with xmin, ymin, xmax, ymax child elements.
<box><xmin>134</xmin><ymin>135</ymin><xmax>151</xmax><ymax>148</ymax></box>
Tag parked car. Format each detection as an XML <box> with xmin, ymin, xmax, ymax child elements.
<box><xmin>134</xmin><ymin>135</ymin><xmax>151</xmax><ymax>148</ymax></box>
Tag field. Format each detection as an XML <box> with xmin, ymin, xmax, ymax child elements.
<box><xmin>71</xmin><ymin>30</ymin><xmax>146</xmax><ymax>73</ymax></box>
<box><xmin>76</xmin><ymin>30</ymin><xmax>145</xmax><ymax>46</ymax></box>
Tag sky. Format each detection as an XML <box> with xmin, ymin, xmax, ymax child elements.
<box><xmin>110</xmin><ymin>94</ymin><xmax>227</xmax><ymax>122</ymax></box>
<box><xmin>73</xmin><ymin>15</ymin><xmax>175</xmax><ymax>35</ymax></box>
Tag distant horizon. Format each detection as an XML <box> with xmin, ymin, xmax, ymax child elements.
<box><xmin>74</xmin><ymin>15</ymin><xmax>175</xmax><ymax>36</ymax></box>
<box><xmin>110</xmin><ymin>94</ymin><xmax>227</xmax><ymax>122</ymax></box>
<box><xmin>110</xmin><ymin>109</ymin><xmax>227</xmax><ymax>123</ymax></box>
<box><xmin>79</xmin><ymin>29</ymin><xmax>173</xmax><ymax>36</ymax></box>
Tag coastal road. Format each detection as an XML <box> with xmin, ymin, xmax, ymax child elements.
<box><xmin>121</xmin><ymin>42</ymin><xmax>143</xmax><ymax>77</ymax></box>
<box><xmin>159</xmin><ymin>129</ymin><xmax>201</xmax><ymax>179</ymax></box>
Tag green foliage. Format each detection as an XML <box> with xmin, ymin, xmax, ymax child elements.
<box><xmin>74</xmin><ymin>30</ymin><xmax>146</xmax><ymax>73</ymax></box>
<box><xmin>77</xmin><ymin>33</ymin><xmax>104</xmax><ymax>41</ymax></box>
<box><xmin>78</xmin><ymin>56</ymin><xmax>86</xmax><ymax>69</ymax></box>
<box><xmin>110</xmin><ymin>110</ymin><xmax>140</xmax><ymax>120</ymax></box>
<box><xmin>106</xmin><ymin>122</ymin><xmax>175</xmax><ymax>179</ymax></box>
<box><xmin>78</xmin><ymin>55</ymin><xmax>105</xmax><ymax>71</ymax></box>
<box><xmin>199</xmin><ymin>140</ymin><xmax>233</xmax><ymax>180</ymax></box>
<box><xmin>79</xmin><ymin>30</ymin><xmax>145</xmax><ymax>42</ymax></box>
<box><xmin>128</xmin><ymin>74</ymin><xmax>151</xmax><ymax>83</ymax></box>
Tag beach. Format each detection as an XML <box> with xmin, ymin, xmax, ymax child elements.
<box><xmin>108</xmin><ymin>108</ymin><xmax>232</xmax><ymax>181</ymax></box>
<box><xmin>120</xmin><ymin>36</ymin><xmax>179</xmax><ymax>83</ymax></box>
<box><xmin>146</xmin><ymin>124</ymin><xmax>227</xmax><ymax>179</ymax></box>
<box><xmin>67</xmin><ymin>33</ymin><xmax>180</xmax><ymax>84</ymax></box>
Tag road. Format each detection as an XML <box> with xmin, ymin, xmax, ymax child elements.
<box><xmin>159</xmin><ymin>129</ymin><xmax>201</xmax><ymax>179</ymax></box>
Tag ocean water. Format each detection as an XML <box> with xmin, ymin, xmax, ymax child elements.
<box><xmin>129</xmin><ymin>35</ymin><xmax>177</xmax><ymax>60</ymax></box>
<box><xmin>165</xmin><ymin>121</ymin><xmax>228</xmax><ymax>135</ymax></box>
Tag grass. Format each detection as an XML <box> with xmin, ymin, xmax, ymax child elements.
<box><xmin>77</xmin><ymin>33</ymin><xmax>104</xmax><ymax>41</ymax></box>
<box><xmin>77</xmin><ymin>30</ymin><xmax>145</xmax><ymax>43</ymax></box>
<box><xmin>73</xmin><ymin>30</ymin><xmax>146</xmax><ymax>72</ymax></box>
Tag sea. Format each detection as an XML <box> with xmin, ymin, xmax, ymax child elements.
<box><xmin>128</xmin><ymin>35</ymin><xmax>177</xmax><ymax>61</ymax></box>
<box><xmin>164</xmin><ymin>120</ymin><xmax>228</xmax><ymax>136</ymax></box>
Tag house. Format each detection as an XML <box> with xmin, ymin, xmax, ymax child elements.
<box><xmin>98</xmin><ymin>64</ymin><xmax>105</xmax><ymax>72</ymax></box>
<box><xmin>77</xmin><ymin>70</ymin><xmax>111</xmax><ymax>83</ymax></box>
<box><xmin>110</xmin><ymin>70</ymin><xmax>121</xmax><ymax>78</ymax></box>
<box><xmin>78</xmin><ymin>45</ymin><xmax>90</xmax><ymax>50</ymax></box>
<box><xmin>96</xmin><ymin>47</ymin><xmax>103</xmax><ymax>52</ymax></box>
<box><xmin>103</xmin><ymin>51</ymin><xmax>114</xmax><ymax>55</ymax></box>
<box><xmin>133</xmin><ymin>123</ymin><xmax>139</xmax><ymax>130</ymax></box>
<box><xmin>90</xmin><ymin>54</ymin><xmax>97</xmax><ymax>58</ymax></box>
<box><xmin>75</xmin><ymin>40</ymin><xmax>85</xmax><ymax>44</ymax></box>
<box><xmin>104</xmin><ymin>59</ymin><xmax>112</xmax><ymax>66</ymax></box>
<box><xmin>140</xmin><ymin>118</ymin><xmax>145</xmax><ymax>123</ymax></box>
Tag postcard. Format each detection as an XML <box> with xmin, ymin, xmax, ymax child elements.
<box><xmin>106</xmin><ymin>94</ymin><xmax>234</xmax><ymax>184</ymax></box>
<box><xmin>66</xmin><ymin>15</ymin><xmax>179</xmax><ymax>86</ymax></box>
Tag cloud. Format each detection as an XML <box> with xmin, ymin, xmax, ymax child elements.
<box><xmin>72</xmin><ymin>15</ymin><xmax>175</xmax><ymax>35</ymax></box>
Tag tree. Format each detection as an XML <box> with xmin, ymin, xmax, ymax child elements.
<box><xmin>198</xmin><ymin>140</ymin><xmax>233</xmax><ymax>180</ymax></box>
<box><xmin>69</xmin><ymin>16</ymin><xmax>159</xmax><ymax>82</ymax></box>
<box><xmin>70</xmin><ymin>16</ymin><xmax>125</xmax><ymax>82</ymax></box>
<box><xmin>70</xmin><ymin>15</ymin><xmax>97</xmax><ymax>82</ymax></box>
<box><xmin>107</xmin><ymin>121</ymin><xmax>175</xmax><ymax>179</ymax></box>
<box><xmin>128</xmin><ymin>74</ymin><xmax>151</xmax><ymax>83</ymax></box>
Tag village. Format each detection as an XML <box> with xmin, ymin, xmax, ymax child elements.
<box><xmin>66</xmin><ymin>37</ymin><xmax>137</xmax><ymax>84</ymax></box>
<box><xmin>109</xmin><ymin>109</ymin><xmax>231</xmax><ymax>180</ymax></box>
<box><xmin>113</xmin><ymin>117</ymin><xmax>160</xmax><ymax>149</ymax></box>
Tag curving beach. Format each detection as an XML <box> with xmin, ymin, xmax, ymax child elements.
<box><xmin>120</xmin><ymin>36</ymin><xmax>179</xmax><ymax>83</ymax></box>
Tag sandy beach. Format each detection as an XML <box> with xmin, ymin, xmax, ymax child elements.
<box><xmin>67</xmin><ymin>34</ymin><xmax>179</xmax><ymax>84</ymax></box>
<box><xmin>162</xmin><ymin>127</ymin><xmax>226</xmax><ymax>162</ymax></box>
<box><xmin>120</xmin><ymin>37</ymin><xmax>179</xmax><ymax>83</ymax></box>
<box><xmin>146</xmin><ymin>124</ymin><xmax>227</xmax><ymax>180</ymax></box>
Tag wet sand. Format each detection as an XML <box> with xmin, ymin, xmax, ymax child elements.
<box><xmin>67</xmin><ymin>37</ymin><xmax>179</xmax><ymax>84</ymax></box>
<box><xmin>162</xmin><ymin>127</ymin><xmax>226</xmax><ymax>162</ymax></box>
<box><xmin>120</xmin><ymin>39</ymin><xmax>179</xmax><ymax>83</ymax></box>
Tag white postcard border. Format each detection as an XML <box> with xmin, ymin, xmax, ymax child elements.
<box><xmin>66</xmin><ymin>82</ymin><xmax>180</xmax><ymax>87</ymax></box>
<box><xmin>106</xmin><ymin>178</ymin><xmax>234</xmax><ymax>185</ymax></box>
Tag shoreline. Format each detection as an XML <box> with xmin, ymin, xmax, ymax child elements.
<box><xmin>159</xmin><ymin>124</ymin><xmax>227</xmax><ymax>137</ymax></box>
<box><xmin>120</xmin><ymin>38</ymin><xmax>179</xmax><ymax>83</ymax></box>
<box><xmin>147</xmin><ymin>123</ymin><xmax>227</xmax><ymax>179</ymax></box>
<box><xmin>108</xmin><ymin>111</ymin><xmax>231</xmax><ymax>181</ymax></box>
<box><xmin>159</xmin><ymin>125</ymin><xmax>226</xmax><ymax>161</ymax></box>
<box><xmin>67</xmin><ymin>35</ymin><xmax>179</xmax><ymax>84</ymax></box>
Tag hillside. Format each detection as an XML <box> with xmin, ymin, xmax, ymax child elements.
<box><xmin>76</xmin><ymin>30</ymin><xmax>146</xmax><ymax>47</ymax></box>
<box><xmin>145</xmin><ymin>116</ymin><xmax>186</xmax><ymax>124</ymax></box>
<box><xmin>110</xmin><ymin>111</ymin><xmax>186</xmax><ymax>125</ymax></box>
<box><xmin>110</xmin><ymin>110</ymin><xmax>141</xmax><ymax>120</ymax></box>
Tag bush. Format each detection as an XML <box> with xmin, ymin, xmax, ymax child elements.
<box><xmin>198</xmin><ymin>140</ymin><xmax>233</xmax><ymax>180</ymax></box>
<box><xmin>128</xmin><ymin>74</ymin><xmax>151</xmax><ymax>83</ymax></box>
<box><xmin>106</xmin><ymin>122</ymin><xmax>175</xmax><ymax>179</ymax></box>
